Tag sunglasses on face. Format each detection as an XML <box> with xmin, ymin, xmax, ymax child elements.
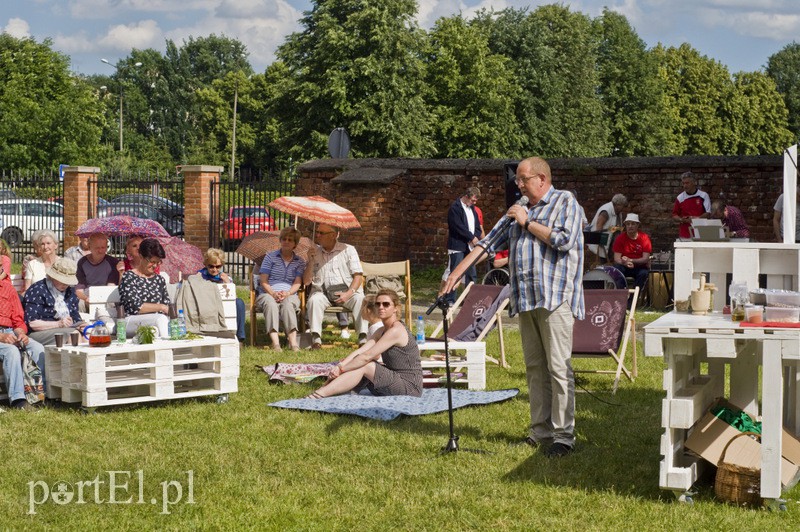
<box><xmin>376</xmin><ymin>301</ymin><xmax>393</xmax><ymax>308</ymax></box>
<box><xmin>206</xmin><ymin>264</ymin><xmax>223</xmax><ymax>270</ymax></box>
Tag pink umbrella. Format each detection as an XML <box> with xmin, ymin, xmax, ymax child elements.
<box><xmin>268</xmin><ymin>196</ymin><xmax>361</xmax><ymax>229</ymax></box>
<box><xmin>154</xmin><ymin>236</ymin><xmax>204</xmax><ymax>282</ymax></box>
<box><xmin>75</xmin><ymin>215</ymin><xmax>169</xmax><ymax>238</ymax></box>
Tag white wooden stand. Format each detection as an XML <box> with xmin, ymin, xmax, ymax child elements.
<box><xmin>44</xmin><ymin>337</ymin><xmax>239</xmax><ymax>409</ymax></box>
<box><xmin>418</xmin><ymin>341</ymin><xmax>486</xmax><ymax>390</ymax></box>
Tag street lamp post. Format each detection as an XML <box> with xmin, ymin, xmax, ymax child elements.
<box><xmin>101</xmin><ymin>58</ymin><xmax>142</xmax><ymax>151</ymax></box>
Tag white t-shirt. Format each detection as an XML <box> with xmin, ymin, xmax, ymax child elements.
<box><xmin>773</xmin><ymin>193</ymin><xmax>800</xmax><ymax>240</ymax></box>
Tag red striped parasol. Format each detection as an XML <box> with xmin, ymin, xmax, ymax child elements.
<box><xmin>268</xmin><ymin>196</ymin><xmax>360</xmax><ymax>229</ymax></box>
<box><xmin>235</xmin><ymin>230</ymin><xmax>314</xmax><ymax>263</ymax></box>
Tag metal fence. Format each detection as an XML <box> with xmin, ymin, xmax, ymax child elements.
<box><xmin>0</xmin><ymin>170</ymin><xmax>64</xmax><ymax>264</ymax></box>
<box><xmin>211</xmin><ymin>167</ymin><xmax>296</xmax><ymax>282</ymax></box>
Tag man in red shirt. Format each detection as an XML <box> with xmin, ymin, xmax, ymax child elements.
<box><xmin>612</xmin><ymin>213</ymin><xmax>652</xmax><ymax>290</ymax></box>
<box><xmin>672</xmin><ymin>171</ymin><xmax>711</xmax><ymax>239</ymax></box>
<box><xmin>0</xmin><ymin>280</ymin><xmax>46</xmax><ymax>410</ymax></box>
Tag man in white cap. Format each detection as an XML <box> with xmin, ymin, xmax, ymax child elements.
<box><xmin>611</xmin><ymin>213</ymin><xmax>651</xmax><ymax>290</ymax></box>
<box><xmin>23</xmin><ymin>257</ymin><xmax>86</xmax><ymax>345</ymax></box>
<box><xmin>0</xmin><ymin>264</ymin><xmax>46</xmax><ymax>410</ymax></box>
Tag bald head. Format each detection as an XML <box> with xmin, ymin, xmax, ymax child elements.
<box><xmin>519</xmin><ymin>157</ymin><xmax>551</xmax><ymax>183</ymax></box>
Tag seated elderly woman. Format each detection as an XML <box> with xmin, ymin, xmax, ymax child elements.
<box><xmin>24</xmin><ymin>229</ymin><xmax>60</xmax><ymax>292</ymax></box>
<box><xmin>196</xmin><ymin>248</ymin><xmax>246</xmax><ymax>342</ymax></box>
<box><xmin>307</xmin><ymin>289</ymin><xmax>423</xmax><ymax>399</ymax></box>
<box><xmin>118</xmin><ymin>238</ymin><xmax>171</xmax><ymax>338</ymax></box>
<box><xmin>22</xmin><ymin>257</ymin><xmax>87</xmax><ymax>345</ymax></box>
<box><xmin>256</xmin><ymin>227</ymin><xmax>306</xmax><ymax>351</ymax></box>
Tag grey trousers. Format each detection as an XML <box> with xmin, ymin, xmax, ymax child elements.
<box><xmin>256</xmin><ymin>293</ymin><xmax>301</xmax><ymax>334</ymax></box>
<box><xmin>29</xmin><ymin>327</ymin><xmax>77</xmax><ymax>346</ymax></box>
<box><xmin>306</xmin><ymin>290</ymin><xmax>367</xmax><ymax>337</ymax></box>
<box><xmin>519</xmin><ymin>302</ymin><xmax>576</xmax><ymax>447</ymax></box>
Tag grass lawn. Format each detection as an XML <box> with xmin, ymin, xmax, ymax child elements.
<box><xmin>3</xmin><ymin>278</ymin><xmax>800</xmax><ymax>529</ymax></box>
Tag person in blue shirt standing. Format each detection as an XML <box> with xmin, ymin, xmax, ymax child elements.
<box><xmin>444</xmin><ymin>157</ymin><xmax>584</xmax><ymax>458</ymax></box>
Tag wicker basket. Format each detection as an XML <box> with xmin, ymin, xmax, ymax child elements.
<box><xmin>714</xmin><ymin>431</ymin><xmax>762</xmax><ymax>506</ymax></box>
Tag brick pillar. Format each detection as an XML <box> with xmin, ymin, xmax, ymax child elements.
<box><xmin>182</xmin><ymin>165</ymin><xmax>222</xmax><ymax>251</ymax></box>
<box><xmin>62</xmin><ymin>166</ymin><xmax>100</xmax><ymax>249</ymax></box>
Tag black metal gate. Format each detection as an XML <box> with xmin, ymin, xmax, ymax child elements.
<box><xmin>211</xmin><ymin>167</ymin><xmax>296</xmax><ymax>282</ymax></box>
<box><xmin>0</xmin><ymin>170</ymin><xmax>63</xmax><ymax>264</ymax></box>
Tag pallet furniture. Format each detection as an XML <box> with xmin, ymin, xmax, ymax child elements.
<box><xmin>44</xmin><ymin>336</ymin><xmax>239</xmax><ymax>410</ymax></box>
<box><xmin>645</xmin><ymin>241</ymin><xmax>800</xmax><ymax>505</ymax></box>
<box><xmin>418</xmin><ymin>340</ymin><xmax>486</xmax><ymax>390</ymax></box>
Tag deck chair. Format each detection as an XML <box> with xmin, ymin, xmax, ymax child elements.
<box><xmin>430</xmin><ymin>282</ymin><xmax>511</xmax><ymax>367</ymax></box>
<box><xmin>572</xmin><ymin>287</ymin><xmax>638</xmax><ymax>394</ymax></box>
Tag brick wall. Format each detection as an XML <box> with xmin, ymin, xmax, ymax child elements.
<box><xmin>296</xmin><ymin>155</ymin><xmax>784</xmax><ymax>269</ymax></box>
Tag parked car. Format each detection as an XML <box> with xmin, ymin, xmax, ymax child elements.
<box><xmin>96</xmin><ymin>203</ymin><xmax>184</xmax><ymax>237</ymax></box>
<box><xmin>0</xmin><ymin>189</ymin><xmax>17</xmax><ymax>200</ymax></box>
<box><xmin>221</xmin><ymin>206</ymin><xmax>276</xmax><ymax>250</ymax></box>
<box><xmin>109</xmin><ymin>194</ymin><xmax>184</xmax><ymax>221</ymax></box>
<box><xmin>0</xmin><ymin>199</ymin><xmax>63</xmax><ymax>247</ymax></box>
<box><xmin>49</xmin><ymin>196</ymin><xmax>108</xmax><ymax>206</ymax></box>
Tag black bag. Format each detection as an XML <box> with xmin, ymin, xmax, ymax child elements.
<box><xmin>324</xmin><ymin>283</ymin><xmax>350</xmax><ymax>304</ymax></box>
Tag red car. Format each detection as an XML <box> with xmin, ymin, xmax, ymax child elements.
<box><xmin>221</xmin><ymin>206</ymin><xmax>276</xmax><ymax>249</ymax></box>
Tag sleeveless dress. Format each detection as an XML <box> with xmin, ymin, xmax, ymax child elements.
<box><xmin>360</xmin><ymin>324</ymin><xmax>423</xmax><ymax>397</ymax></box>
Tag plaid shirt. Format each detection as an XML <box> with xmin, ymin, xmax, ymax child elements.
<box><xmin>723</xmin><ymin>205</ymin><xmax>750</xmax><ymax>238</ymax></box>
<box><xmin>481</xmin><ymin>187</ymin><xmax>584</xmax><ymax>319</ymax></box>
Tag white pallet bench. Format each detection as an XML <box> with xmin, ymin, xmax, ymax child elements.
<box><xmin>45</xmin><ymin>337</ymin><xmax>239</xmax><ymax>409</ymax></box>
<box><xmin>418</xmin><ymin>341</ymin><xmax>486</xmax><ymax>391</ymax></box>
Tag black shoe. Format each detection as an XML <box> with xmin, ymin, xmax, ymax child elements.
<box><xmin>544</xmin><ymin>442</ymin><xmax>574</xmax><ymax>458</ymax></box>
<box><xmin>513</xmin><ymin>436</ymin><xmax>548</xmax><ymax>448</ymax></box>
<box><xmin>11</xmin><ymin>399</ymin><xmax>36</xmax><ymax>412</ymax></box>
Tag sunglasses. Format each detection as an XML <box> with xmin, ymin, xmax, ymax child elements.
<box><xmin>206</xmin><ymin>264</ymin><xmax>223</xmax><ymax>270</ymax></box>
<box><xmin>376</xmin><ymin>301</ymin><xmax>393</xmax><ymax>308</ymax></box>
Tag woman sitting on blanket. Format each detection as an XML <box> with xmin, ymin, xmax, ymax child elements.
<box><xmin>307</xmin><ymin>289</ymin><xmax>423</xmax><ymax>399</ymax></box>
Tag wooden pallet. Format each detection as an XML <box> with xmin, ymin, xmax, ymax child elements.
<box><xmin>418</xmin><ymin>341</ymin><xmax>486</xmax><ymax>390</ymax></box>
<box><xmin>45</xmin><ymin>337</ymin><xmax>239</xmax><ymax>408</ymax></box>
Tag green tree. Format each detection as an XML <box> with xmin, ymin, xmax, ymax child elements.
<box><xmin>424</xmin><ymin>15</ymin><xmax>522</xmax><ymax>158</ymax></box>
<box><xmin>724</xmin><ymin>71</ymin><xmax>794</xmax><ymax>155</ymax></box>
<box><xmin>0</xmin><ymin>35</ymin><xmax>105</xmax><ymax>169</ymax></box>
<box><xmin>653</xmin><ymin>43</ymin><xmax>733</xmax><ymax>155</ymax></box>
<box><xmin>477</xmin><ymin>5</ymin><xmax>609</xmax><ymax>157</ymax></box>
<box><xmin>767</xmin><ymin>42</ymin><xmax>800</xmax><ymax>143</ymax></box>
<box><xmin>270</xmin><ymin>0</ymin><xmax>435</xmax><ymax>159</ymax></box>
<box><xmin>594</xmin><ymin>9</ymin><xmax>677</xmax><ymax>156</ymax></box>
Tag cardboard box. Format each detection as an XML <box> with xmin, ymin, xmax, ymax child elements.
<box><xmin>684</xmin><ymin>398</ymin><xmax>800</xmax><ymax>488</ymax></box>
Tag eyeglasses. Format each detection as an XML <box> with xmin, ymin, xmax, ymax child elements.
<box><xmin>317</xmin><ymin>231</ymin><xmax>336</xmax><ymax>236</ymax></box>
<box><xmin>376</xmin><ymin>301</ymin><xmax>393</xmax><ymax>308</ymax></box>
<box><xmin>206</xmin><ymin>264</ymin><xmax>223</xmax><ymax>270</ymax></box>
<box><xmin>148</xmin><ymin>258</ymin><xmax>162</xmax><ymax>266</ymax></box>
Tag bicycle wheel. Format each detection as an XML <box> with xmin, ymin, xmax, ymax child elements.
<box><xmin>482</xmin><ymin>268</ymin><xmax>509</xmax><ymax>286</ymax></box>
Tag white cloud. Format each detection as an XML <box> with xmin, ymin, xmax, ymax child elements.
<box><xmin>97</xmin><ymin>19</ymin><xmax>163</xmax><ymax>50</ymax></box>
<box><xmin>3</xmin><ymin>17</ymin><xmax>31</xmax><ymax>38</ymax></box>
<box><xmin>699</xmin><ymin>8</ymin><xmax>800</xmax><ymax>40</ymax></box>
<box><xmin>53</xmin><ymin>30</ymin><xmax>97</xmax><ymax>53</ymax></box>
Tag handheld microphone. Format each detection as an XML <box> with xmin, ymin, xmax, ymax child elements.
<box><xmin>495</xmin><ymin>196</ymin><xmax>530</xmax><ymax>232</ymax></box>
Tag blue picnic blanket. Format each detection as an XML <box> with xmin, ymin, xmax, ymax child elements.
<box><xmin>268</xmin><ymin>388</ymin><xmax>519</xmax><ymax>421</ymax></box>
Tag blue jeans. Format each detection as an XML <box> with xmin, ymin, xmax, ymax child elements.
<box><xmin>612</xmin><ymin>264</ymin><xmax>649</xmax><ymax>290</ymax></box>
<box><xmin>445</xmin><ymin>251</ymin><xmax>476</xmax><ymax>304</ymax></box>
<box><xmin>0</xmin><ymin>328</ymin><xmax>46</xmax><ymax>404</ymax></box>
<box><xmin>235</xmin><ymin>297</ymin><xmax>246</xmax><ymax>341</ymax></box>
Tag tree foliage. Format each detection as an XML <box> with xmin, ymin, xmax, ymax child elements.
<box><xmin>767</xmin><ymin>42</ymin><xmax>800</xmax><ymax>143</ymax></box>
<box><xmin>270</xmin><ymin>0</ymin><xmax>434</xmax><ymax>159</ymax></box>
<box><xmin>423</xmin><ymin>15</ymin><xmax>521</xmax><ymax>158</ymax></box>
<box><xmin>0</xmin><ymin>35</ymin><xmax>105</xmax><ymax>169</ymax></box>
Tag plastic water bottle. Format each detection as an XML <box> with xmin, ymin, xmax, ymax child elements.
<box><xmin>177</xmin><ymin>309</ymin><xmax>187</xmax><ymax>337</ymax></box>
<box><xmin>416</xmin><ymin>315</ymin><xmax>425</xmax><ymax>344</ymax></box>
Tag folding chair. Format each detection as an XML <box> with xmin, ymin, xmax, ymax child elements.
<box><xmin>362</xmin><ymin>260</ymin><xmax>412</xmax><ymax>325</ymax></box>
<box><xmin>572</xmin><ymin>287</ymin><xmax>638</xmax><ymax>394</ymax></box>
<box><xmin>430</xmin><ymin>282</ymin><xmax>511</xmax><ymax>367</ymax></box>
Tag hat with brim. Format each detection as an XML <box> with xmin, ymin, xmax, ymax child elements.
<box><xmin>47</xmin><ymin>257</ymin><xmax>79</xmax><ymax>286</ymax></box>
<box><xmin>624</xmin><ymin>213</ymin><xmax>641</xmax><ymax>224</ymax></box>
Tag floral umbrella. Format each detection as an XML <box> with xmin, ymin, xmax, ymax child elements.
<box><xmin>267</xmin><ymin>196</ymin><xmax>361</xmax><ymax>229</ymax></box>
<box><xmin>75</xmin><ymin>215</ymin><xmax>169</xmax><ymax>238</ymax></box>
<box><xmin>154</xmin><ymin>236</ymin><xmax>204</xmax><ymax>282</ymax></box>
<box><xmin>235</xmin><ymin>230</ymin><xmax>314</xmax><ymax>264</ymax></box>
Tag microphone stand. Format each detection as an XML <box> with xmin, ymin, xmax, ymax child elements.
<box><xmin>428</xmin><ymin>241</ymin><xmax>499</xmax><ymax>455</ymax></box>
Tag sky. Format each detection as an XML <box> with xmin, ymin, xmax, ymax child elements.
<box><xmin>2</xmin><ymin>0</ymin><xmax>798</xmax><ymax>76</ymax></box>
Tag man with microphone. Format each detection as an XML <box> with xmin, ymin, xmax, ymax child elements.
<box><xmin>442</xmin><ymin>157</ymin><xmax>584</xmax><ymax>458</ymax></box>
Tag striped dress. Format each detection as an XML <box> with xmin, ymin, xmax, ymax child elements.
<box><xmin>362</xmin><ymin>324</ymin><xmax>423</xmax><ymax>397</ymax></box>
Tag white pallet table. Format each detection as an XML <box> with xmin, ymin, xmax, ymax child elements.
<box><xmin>418</xmin><ymin>341</ymin><xmax>486</xmax><ymax>391</ymax></box>
<box><xmin>45</xmin><ymin>337</ymin><xmax>239</xmax><ymax>409</ymax></box>
<box><xmin>645</xmin><ymin>310</ymin><xmax>800</xmax><ymax>503</ymax></box>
